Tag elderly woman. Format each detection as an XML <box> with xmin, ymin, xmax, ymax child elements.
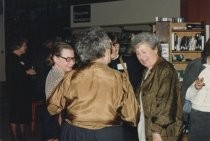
<box><xmin>47</xmin><ymin>27</ymin><xmax>139</xmax><ymax>141</ymax></box>
<box><xmin>131</xmin><ymin>32</ymin><xmax>183</xmax><ymax>141</ymax></box>
<box><xmin>44</xmin><ymin>41</ymin><xmax>75</xmax><ymax>141</ymax></box>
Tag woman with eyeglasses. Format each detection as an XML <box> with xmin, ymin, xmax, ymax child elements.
<box><xmin>44</xmin><ymin>41</ymin><xmax>75</xmax><ymax>141</ymax></box>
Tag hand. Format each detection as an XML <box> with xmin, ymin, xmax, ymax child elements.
<box><xmin>194</xmin><ymin>77</ymin><xmax>205</xmax><ymax>90</ymax></box>
<box><xmin>26</xmin><ymin>68</ymin><xmax>37</xmax><ymax>75</ymax></box>
<box><xmin>152</xmin><ymin>133</ymin><xmax>163</xmax><ymax>141</ymax></box>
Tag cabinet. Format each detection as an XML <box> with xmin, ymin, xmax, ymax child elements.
<box><xmin>155</xmin><ymin>21</ymin><xmax>206</xmax><ymax>81</ymax></box>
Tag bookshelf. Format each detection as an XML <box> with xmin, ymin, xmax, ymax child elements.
<box><xmin>155</xmin><ymin>21</ymin><xmax>206</xmax><ymax>81</ymax></box>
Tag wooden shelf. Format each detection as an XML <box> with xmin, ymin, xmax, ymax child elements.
<box><xmin>155</xmin><ymin>21</ymin><xmax>205</xmax><ymax>81</ymax></box>
<box><xmin>172</xmin><ymin>61</ymin><xmax>191</xmax><ymax>64</ymax></box>
<box><xmin>172</xmin><ymin>51</ymin><xmax>202</xmax><ymax>53</ymax></box>
<box><xmin>172</xmin><ymin>29</ymin><xmax>205</xmax><ymax>32</ymax></box>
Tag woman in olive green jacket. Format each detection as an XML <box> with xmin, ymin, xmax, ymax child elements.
<box><xmin>132</xmin><ymin>32</ymin><xmax>183</xmax><ymax>141</ymax></box>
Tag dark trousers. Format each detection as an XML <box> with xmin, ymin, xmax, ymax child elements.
<box><xmin>123</xmin><ymin>124</ymin><xmax>138</xmax><ymax>141</ymax></box>
<box><xmin>189</xmin><ymin>109</ymin><xmax>210</xmax><ymax>141</ymax></box>
<box><xmin>43</xmin><ymin>108</ymin><xmax>60</xmax><ymax>139</ymax></box>
<box><xmin>61</xmin><ymin>122</ymin><xmax>124</xmax><ymax>141</ymax></box>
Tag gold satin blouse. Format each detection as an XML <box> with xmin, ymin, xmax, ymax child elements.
<box><xmin>47</xmin><ymin>62</ymin><xmax>139</xmax><ymax>129</ymax></box>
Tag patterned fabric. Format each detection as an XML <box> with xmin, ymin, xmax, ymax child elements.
<box><xmin>45</xmin><ymin>66</ymin><xmax>64</xmax><ymax>100</ymax></box>
<box><xmin>138</xmin><ymin>57</ymin><xmax>183</xmax><ymax>139</ymax></box>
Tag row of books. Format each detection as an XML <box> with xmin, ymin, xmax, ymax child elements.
<box><xmin>171</xmin><ymin>33</ymin><xmax>205</xmax><ymax>51</ymax></box>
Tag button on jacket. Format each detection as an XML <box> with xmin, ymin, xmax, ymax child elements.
<box><xmin>47</xmin><ymin>62</ymin><xmax>139</xmax><ymax>129</ymax></box>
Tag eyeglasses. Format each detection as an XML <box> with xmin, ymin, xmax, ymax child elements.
<box><xmin>58</xmin><ymin>55</ymin><xmax>75</xmax><ymax>62</ymax></box>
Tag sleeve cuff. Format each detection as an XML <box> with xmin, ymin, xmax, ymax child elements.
<box><xmin>47</xmin><ymin>104</ymin><xmax>62</xmax><ymax>115</ymax></box>
<box><xmin>151</xmin><ymin>123</ymin><xmax>162</xmax><ymax>134</ymax></box>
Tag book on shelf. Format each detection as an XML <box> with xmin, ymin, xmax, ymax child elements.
<box><xmin>206</xmin><ymin>25</ymin><xmax>210</xmax><ymax>41</ymax></box>
<box><xmin>161</xmin><ymin>43</ymin><xmax>169</xmax><ymax>61</ymax></box>
<box><xmin>171</xmin><ymin>33</ymin><xmax>175</xmax><ymax>51</ymax></box>
<box><xmin>172</xmin><ymin>33</ymin><xmax>181</xmax><ymax>51</ymax></box>
<box><xmin>171</xmin><ymin>34</ymin><xmax>204</xmax><ymax>51</ymax></box>
<box><xmin>176</xmin><ymin>70</ymin><xmax>184</xmax><ymax>82</ymax></box>
<box><xmin>186</xmin><ymin>24</ymin><xmax>205</xmax><ymax>30</ymax></box>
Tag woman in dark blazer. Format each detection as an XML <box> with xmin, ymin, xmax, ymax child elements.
<box><xmin>6</xmin><ymin>38</ymin><xmax>36</xmax><ymax>141</ymax></box>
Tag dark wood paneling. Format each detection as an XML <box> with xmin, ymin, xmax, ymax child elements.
<box><xmin>181</xmin><ymin>0</ymin><xmax>210</xmax><ymax>24</ymax></box>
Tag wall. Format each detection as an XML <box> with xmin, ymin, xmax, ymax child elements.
<box><xmin>70</xmin><ymin>0</ymin><xmax>180</xmax><ymax>28</ymax></box>
<box><xmin>0</xmin><ymin>0</ymin><xmax>5</xmax><ymax>82</ymax></box>
<box><xmin>181</xmin><ymin>0</ymin><xmax>210</xmax><ymax>24</ymax></box>
<box><xmin>0</xmin><ymin>0</ymin><xmax>5</xmax><ymax>101</ymax></box>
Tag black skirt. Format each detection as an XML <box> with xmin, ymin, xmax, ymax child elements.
<box><xmin>60</xmin><ymin>122</ymin><xmax>124</xmax><ymax>141</ymax></box>
<box><xmin>43</xmin><ymin>108</ymin><xmax>60</xmax><ymax>139</ymax></box>
<box><xmin>9</xmin><ymin>97</ymin><xmax>32</xmax><ymax>123</ymax></box>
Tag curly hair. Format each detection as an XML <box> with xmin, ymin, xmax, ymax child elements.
<box><xmin>75</xmin><ymin>26</ymin><xmax>111</xmax><ymax>67</ymax></box>
<box><xmin>131</xmin><ymin>32</ymin><xmax>162</xmax><ymax>56</ymax></box>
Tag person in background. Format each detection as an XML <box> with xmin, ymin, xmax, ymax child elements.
<box><xmin>44</xmin><ymin>41</ymin><xmax>75</xmax><ymax>141</ymax></box>
<box><xmin>107</xmin><ymin>32</ymin><xmax>144</xmax><ymax>141</ymax></box>
<box><xmin>108</xmin><ymin>32</ymin><xmax>145</xmax><ymax>94</ymax></box>
<box><xmin>28</xmin><ymin>38</ymin><xmax>56</xmax><ymax>140</ymax></box>
<box><xmin>131</xmin><ymin>32</ymin><xmax>183</xmax><ymax>141</ymax></box>
<box><xmin>6</xmin><ymin>37</ymin><xmax>36</xmax><ymax>141</ymax></box>
<box><xmin>30</xmin><ymin>38</ymin><xmax>55</xmax><ymax>101</ymax></box>
<box><xmin>47</xmin><ymin>26</ymin><xmax>139</xmax><ymax>141</ymax></box>
<box><xmin>183</xmin><ymin>38</ymin><xmax>210</xmax><ymax>141</ymax></box>
<box><xmin>108</xmin><ymin>32</ymin><xmax>122</xmax><ymax>70</ymax></box>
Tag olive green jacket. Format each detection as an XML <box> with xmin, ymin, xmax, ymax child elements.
<box><xmin>138</xmin><ymin>57</ymin><xmax>183</xmax><ymax>139</ymax></box>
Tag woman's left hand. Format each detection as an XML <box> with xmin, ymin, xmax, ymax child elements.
<box><xmin>194</xmin><ymin>77</ymin><xmax>205</xmax><ymax>90</ymax></box>
<box><xmin>26</xmin><ymin>68</ymin><xmax>37</xmax><ymax>75</ymax></box>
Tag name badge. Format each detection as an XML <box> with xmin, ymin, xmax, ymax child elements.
<box><xmin>117</xmin><ymin>63</ymin><xmax>127</xmax><ymax>70</ymax></box>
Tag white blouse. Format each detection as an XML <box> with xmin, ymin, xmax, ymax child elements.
<box><xmin>186</xmin><ymin>64</ymin><xmax>210</xmax><ymax>112</ymax></box>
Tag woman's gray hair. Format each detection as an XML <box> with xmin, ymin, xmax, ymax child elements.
<box><xmin>75</xmin><ymin>26</ymin><xmax>111</xmax><ymax>67</ymax></box>
<box><xmin>131</xmin><ymin>32</ymin><xmax>161</xmax><ymax>56</ymax></box>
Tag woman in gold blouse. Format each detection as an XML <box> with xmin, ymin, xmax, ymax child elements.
<box><xmin>47</xmin><ymin>27</ymin><xmax>139</xmax><ymax>141</ymax></box>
